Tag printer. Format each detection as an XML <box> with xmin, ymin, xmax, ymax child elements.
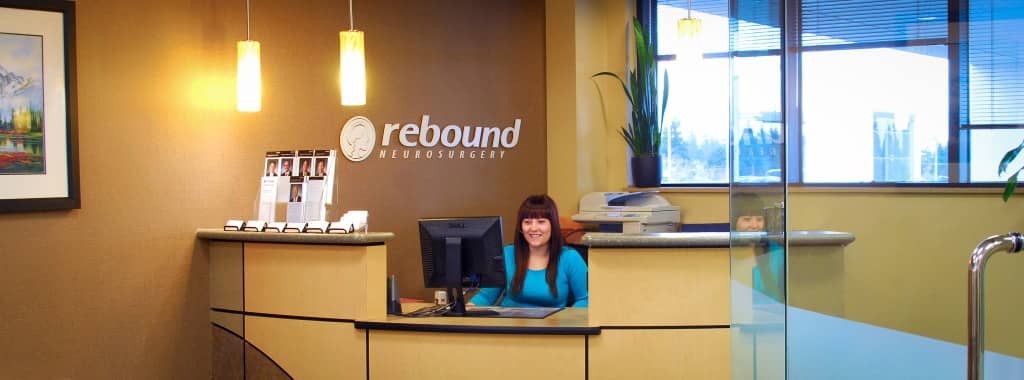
<box><xmin>572</xmin><ymin>192</ymin><xmax>680</xmax><ymax>233</ymax></box>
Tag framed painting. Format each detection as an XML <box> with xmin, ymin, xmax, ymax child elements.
<box><xmin>0</xmin><ymin>0</ymin><xmax>78</xmax><ymax>212</ymax></box>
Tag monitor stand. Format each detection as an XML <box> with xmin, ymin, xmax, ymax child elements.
<box><xmin>444</xmin><ymin>286</ymin><xmax>499</xmax><ymax>317</ymax></box>
<box><xmin>439</xmin><ymin>237</ymin><xmax>499</xmax><ymax>317</ymax></box>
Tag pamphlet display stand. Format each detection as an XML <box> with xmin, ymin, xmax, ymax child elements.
<box><xmin>224</xmin><ymin>149</ymin><xmax>369</xmax><ymax>233</ymax></box>
<box><xmin>255</xmin><ymin>149</ymin><xmax>336</xmax><ymax>226</ymax></box>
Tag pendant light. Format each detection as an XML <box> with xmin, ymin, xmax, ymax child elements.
<box><xmin>237</xmin><ymin>0</ymin><xmax>261</xmax><ymax>112</ymax></box>
<box><xmin>676</xmin><ymin>0</ymin><xmax>703</xmax><ymax>64</ymax></box>
<box><xmin>340</xmin><ymin>0</ymin><xmax>366</xmax><ymax>106</ymax></box>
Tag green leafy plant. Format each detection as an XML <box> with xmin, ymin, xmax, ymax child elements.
<box><xmin>592</xmin><ymin>17</ymin><xmax>669</xmax><ymax>158</ymax></box>
<box><xmin>998</xmin><ymin>140</ymin><xmax>1024</xmax><ymax>201</ymax></box>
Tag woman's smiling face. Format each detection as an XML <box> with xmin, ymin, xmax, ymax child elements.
<box><xmin>521</xmin><ymin>217</ymin><xmax>552</xmax><ymax>250</ymax></box>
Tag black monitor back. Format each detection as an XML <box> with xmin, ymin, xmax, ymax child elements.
<box><xmin>418</xmin><ymin>216</ymin><xmax>505</xmax><ymax>289</ymax></box>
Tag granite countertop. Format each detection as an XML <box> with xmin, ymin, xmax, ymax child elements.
<box><xmin>196</xmin><ymin>228</ymin><xmax>394</xmax><ymax>245</ymax></box>
<box><xmin>581</xmin><ymin>230</ymin><xmax>855</xmax><ymax>248</ymax></box>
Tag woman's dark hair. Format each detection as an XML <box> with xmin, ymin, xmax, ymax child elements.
<box><xmin>511</xmin><ymin>194</ymin><xmax>563</xmax><ymax>297</ymax></box>
<box><xmin>731</xmin><ymin>192</ymin><xmax>765</xmax><ymax>220</ymax></box>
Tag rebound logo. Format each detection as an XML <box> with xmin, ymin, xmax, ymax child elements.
<box><xmin>338</xmin><ymin>115</ymin><xmax>521</xmax><ymax>162</ymax></box>
<box><xmin>339</xmin><ymin>116</ymin><xmax>376</xmax><ymax>162</ymax></box>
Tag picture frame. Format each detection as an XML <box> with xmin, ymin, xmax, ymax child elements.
<box><xmin>0</xmin><ymin>0</ymin><xmax>78</xmax><ymax>212</ymax></box>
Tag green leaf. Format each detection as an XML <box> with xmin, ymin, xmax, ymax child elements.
<box><xmin>658</xmin><ymin>70</ymin><xmax>669</xmax><ymax>153</ymax></box>
<box><xmin>592</xmin><ymin>72</ymin><xmax>633</xmax><ymax>106</ymax></box>
<box><xmin>1003</xmin><ymin>171</ymin><xmax>1019</xmax><ymax>202</ymax></box>
<box><xmin>998</xmin><ymin>140</ymin><xmax>1024</xmax><ymax>175</ymax></box>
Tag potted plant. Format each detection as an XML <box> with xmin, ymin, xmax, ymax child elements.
<box><xmin>593</xmin><ymin>17</ymin><xmax>669</xmax><ymax>188</ymax></box>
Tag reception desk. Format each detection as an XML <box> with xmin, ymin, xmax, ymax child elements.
<box><xmin>582</xmin><ymin>230</ymin><xmax>855</xmax><ymax>380</ymax></box>
<box><xmin>356</xmin><ymin>308</ymin><xmax>595</xmax><ymax>380</ymax></box>
<box><xmin>198</xmin><ymin>229</ymin><xmax>392</xmax><ymax>379</ymax></box>
<box><xmin>199</xmin><ymin>229</ymin><xmax>852</xmax><ymax>379</ymax></box>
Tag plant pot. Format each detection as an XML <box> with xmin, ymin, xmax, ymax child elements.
<box><xmin>631</xmin><ymin>156</ymin><xmax>661</xmax><ymax>188</ymax></box>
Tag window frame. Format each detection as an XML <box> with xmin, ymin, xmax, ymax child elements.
<box><xmin>646</xmin><ymin>0</ymin><xmax>1024</xmax><ymax>188</ymax></box>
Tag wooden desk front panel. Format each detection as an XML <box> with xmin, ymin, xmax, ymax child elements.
<box><xmin>368</xmin><ymin>330</ymin><xmax>586</xmax><ymax>380</ymax></box>
<box><xmin>243</xmin><ymin>242</ymin><xmax>386</xmax><ymax>319</ymax></box>
<box><xmin>245</xmin><ymin>315</ymin><xmax>366</xmax><ymax>379</ymax></box>
<box><xmin>789</xmin><ymin>246</ymin><xmax>845</xmax><ymax>317</ymax></box>
<box><xmin>589</xmin><ymin>328</ymin><xmax>730</xmax><ymax>379</ymax></box>
<box><xmin>210</xmin><ymin>241</ymin><xmax>243</xmax><ymax>311</ymax></box>
<box><xmin>589</xmin><ymin>248</ymin><xmax>730</xmax><ymax>326</ymax></box>
<box><xmin>211</xmin><ymin>311</ymin><xmax>244</xmax><ymax>380</ymax></box>
<box><xmin>731</xmin><ymin>326</ymin><xmax>784</xmax><ymax>380</ymax></box>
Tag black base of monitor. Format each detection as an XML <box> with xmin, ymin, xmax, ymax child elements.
<box><xmin>445</xmin><ymin>308</ymin><xmax>500</xmax><ymax>317</ymax></box>
<box><xmin>443</xmin><ymin>286</ymin><xmax>499</xmax><ymax>317</ymax></box>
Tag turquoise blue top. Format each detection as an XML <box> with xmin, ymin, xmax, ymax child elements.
<box><xmin>752</xmin><ymin>241</ymin><xmax>785</xmax><ymax>303</ymax></box>
<box><xmin>469</xmin><ymin>245</ymin><xmax>589</xmax><ymax>308</ymax></box>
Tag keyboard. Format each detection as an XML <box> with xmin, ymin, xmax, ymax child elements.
<box><xmin>466</xmin><ymin>306</ymin><xmax>563</xmax><ymax>319</ymax></box>
<box><xmin>404</xmin><ymin>305</ymin><xmax>564</xmax><ymax>319</ymax></box>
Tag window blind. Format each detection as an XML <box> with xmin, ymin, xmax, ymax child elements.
<box><xmin>732</xmin><ymin>0</ymin><xmax>782</xmax><ymax>52</ymax></box>
<box><xmin>801</xmin><ymin>0</ymin><xmax>947</xmax><ymax>47</ymax></box>
<box><xmin>962</xmin><ymin>0</ymin><xmax>1024</xmax><ymax>126</ymax></box>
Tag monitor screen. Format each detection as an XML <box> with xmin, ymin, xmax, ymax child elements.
<box><xmin>418</xmin><ymin>216</ymin><xmax>505</xmax><ymax>316</ymax></box>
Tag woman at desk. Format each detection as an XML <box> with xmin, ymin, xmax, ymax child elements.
<box><xmin>733</xmin><ymin>192</ymin><xmax>784</xmax><ymax>303</ymax></box>
<box><xmin>470</xmin><ymin>195</ymin><xmax>589</xmax><ymax>307</ymax></box>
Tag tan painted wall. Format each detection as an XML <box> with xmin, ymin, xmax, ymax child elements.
<box><xmin>789</xmin><ymin>190</ymin><xmax>1024</xmax><ymax>357</ymax></box>
<box><xmin>546</xmin><ymin>0</ymin><xmax>631</xmax><ymax>215</ymax></box>
<box><xmin>0</xmin><ymin>0</ymin><xmax>546</xmax><ymax>377</ymax></box>
<box><xmin>661</xmin><ymin>191</ymin><xmax>730</xmax><ymax>223</ymax></box>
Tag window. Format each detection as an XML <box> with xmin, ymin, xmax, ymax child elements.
<box><xmin>656</xmin><ymin>1</ymin><xmax>732</xmax><ymax>184</ymax></box>
<box><xmin>652</xmin><ymin>0</ymin><xmax>1024</xmax><ymax>186</ymax></box>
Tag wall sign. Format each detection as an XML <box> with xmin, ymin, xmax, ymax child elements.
<box><xmin>339</xmin><ymin>115</ymin><xmax>521</xmax><ymax>162</ymax></box>
<box><xmin>339</xmin><ymin>116</ymin><xmax>375</xmax><ymax>162</ymax></box>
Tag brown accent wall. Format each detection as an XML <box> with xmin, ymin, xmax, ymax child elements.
<box><xmin>0</xmin><ymin>0</ymin><xmax>546</xmax><ymax>377</ymax></box>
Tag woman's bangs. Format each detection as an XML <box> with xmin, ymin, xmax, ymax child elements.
<box><xmin>518</xmin><ymin>204</ymin><xmax>553</xmax><ymax>222</ymax></box>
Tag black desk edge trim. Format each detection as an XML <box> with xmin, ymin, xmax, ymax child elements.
<box><xmin>601</xmin><ymin>324</ymin><xmax>731</xmax><ymax>330</ymax></box>
<box><xmin>211</xmin><ymin>307</ymin><xmax>244</xmax><ymax>315</ymax></box>
<box><xmin>354</xmin><ymin>321</ymin><xmax>600</xmax><ymax>335</ymax></box>
<box><xmin>211</xmin><ymin>308</ymin><xmax>356</xmax><ymax>324</ymax></box>
<box><xmin>211</xmin><ymin>321</ymin><xmax>244</xmax><ymax>340</ymax></box>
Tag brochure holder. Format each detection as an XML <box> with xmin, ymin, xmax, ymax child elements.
<box><xmin>283</xmin><ymin>222</ymin><xmax>307</xmax><ymax>233</ymax></box>
<box><xmin>243</xmin><ymin>220</ymin><xmax>267</xmax><ymax>232</ymax></box>
<box><xmin>224</xmin><ymin>220</ymin><xmax>245</xmax><ymax>231</ymax></box>
<box><xmin>304</xmin><ymin>221</ymin><xmax>329</xmax><ymax>233</ymax></box>
<box><xmin>264</xmin><ymin>222</ymin><xmax>287</xmax><ymax>232</ymax></box>
<box><xmin>328</xmin><ymin>210</ymin><xmax>369</xmax><ymax>233</ymax></box>
<box><xmin>327</xmin><ymin>223</ymin><xmax>353</xmax><ymax>234</ymax></box>
<box><xmin>254</xmin><ymin>149</ymin><xmax>338</xmax><ymax>230</ymax></box>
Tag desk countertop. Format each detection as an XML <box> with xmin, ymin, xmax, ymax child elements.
<box><xmin>355</xmin><ymin>307</ymin><xmax>598</xmax><ymax>335</ymax></box>
<box><xmin>196</xmin><ymin>228</ymin><xmax>394</xmax><ymax>245</ymax></box>
<box><xmin>582</xmin><ymin>230</ymin><xmax>855</xmax><ymax>248</ymax></box>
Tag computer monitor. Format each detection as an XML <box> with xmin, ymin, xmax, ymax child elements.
<box><xmin>418</xmin><ymin>216</ymin><xmax>506</xmax><ymax>317</ymax></box>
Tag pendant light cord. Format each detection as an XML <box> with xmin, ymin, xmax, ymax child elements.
<box><xmin>245</xmin><ymin>0</ymin><xmax>251</xmax><ymax>40</ymax></box>
<box><xmin>349</xmin><ymin>0</ymin><xmax>355</xmax><ymax>30</ymax></box>
<box><xmin>687</xmin><ymin>0</ymin><xmax>692</xmax><ymax>18</ymax></box>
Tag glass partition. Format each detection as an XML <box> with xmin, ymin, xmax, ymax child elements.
<box><xmin>655</xmin><ymin>0</ymin><xmax>1024</xmax><ymax>378</ymax></box>
<box><xmin>728</xmin><ymin>0</ymin><xmax>787</xmax><ymax>378</ymax></box>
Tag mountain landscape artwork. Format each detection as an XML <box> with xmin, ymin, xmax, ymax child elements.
<box><xmin>0</xmin><ymin>32</ymin><xmax>45</xmax><ymax>175</ymax></box>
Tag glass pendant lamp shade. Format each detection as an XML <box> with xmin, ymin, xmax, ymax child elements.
<box><xmin>676</xmin><ymin>17</ymin><xmax>702</xmax><ymax>64</ymax></box>
<box><xmin>237</xmin><ymin>40</ymin><xmax>262</xmax><ymax>112</ymax></box>
<box><xmin>339</xmin><ymin>30</ymin><xmax>366</xmax><ymax>106</ymax></box>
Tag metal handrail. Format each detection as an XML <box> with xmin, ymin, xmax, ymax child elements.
<box><xmin>968</xmin><ymin>232</ymin><xmax>1024</xmax><ymax>380</ymax></box>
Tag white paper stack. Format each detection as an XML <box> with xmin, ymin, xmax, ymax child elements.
<box><xmin>328</xmin><ymin>210</ymin><xmax>368</xmax><ymax>233</ymax></box>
